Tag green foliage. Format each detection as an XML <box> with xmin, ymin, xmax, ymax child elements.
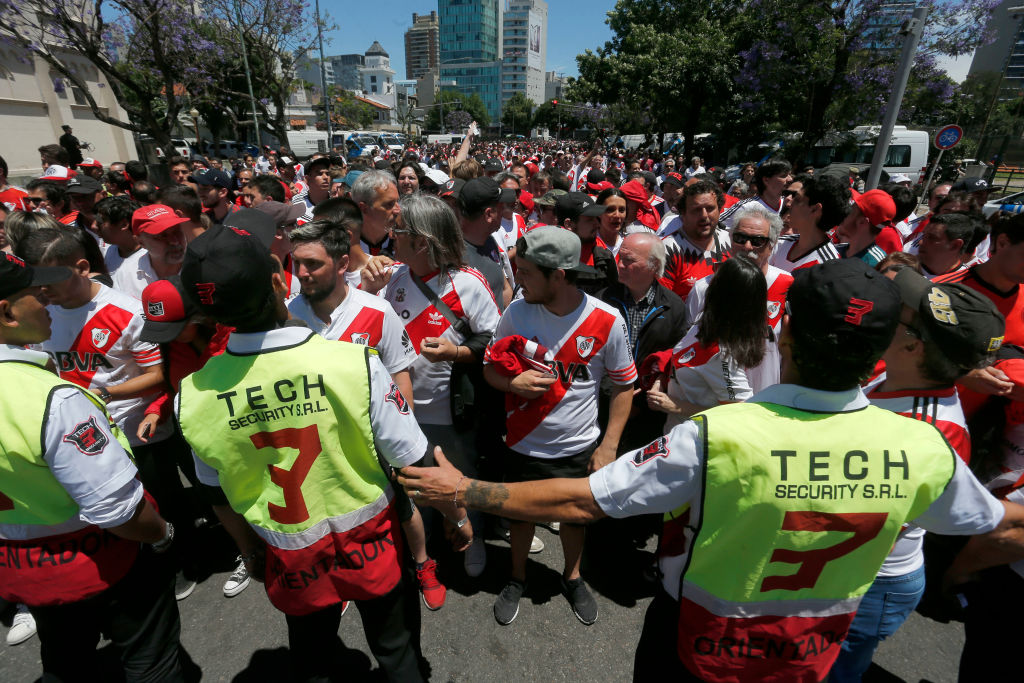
<box><xmin>328</xmin><ymin>88</ymin><xmax>375</xmax><ymax>129</ymax></box>
<box><xmin>501</xmin><ymin>93</ymin><xmax>535</xmax><ymax>134</ymax></box>
<box><xmin>425</xmin><ymin>91</ymin><xmax>490</xmax><ymax>131</ymax></box>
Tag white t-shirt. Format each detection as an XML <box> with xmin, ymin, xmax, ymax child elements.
<box><xmin>188</xmin><ymin>326</ymin><xmax>428</xmax><ymax>488</ymax></box>
<box><xmin>0</xmin><ymin>345</ymin><xmax>143</xmax><ymax>541</ymax></box>
<box><xmin>497</xmin><ymin>213</ymin><xmax>525</xmax><ymax>251</ymax></box>
<box><xmin>684</xmin><ymin>265</ymin><xmax>792</xmax><ymax>393</ymax></box>
<box><xmin>383</xmin><ymin>266</ymin><xmax>500</xmax><ymax>426</ymax></box>
<box><xmin>111</xmin><ymin>249</ymin><xmax>159</xmax><ymax>300</ymax></box>
<box><xmin>103</xmin><ymin>244</ymin><xmax>140</xmax><ymax>277</ymax></box>
<box><xmin>485</xmin><ymin>294</ymin><xmax>637</xmax><ymax>457</ymax></box>
<box><xmin>36</xmin><ymin>285</ymin><xmax>171</xmax><ymax>446</ymax></box>
<box><xmin>663</xmin><ymin>325</ymin><xmax>751</xmax><ymax>432</ymax></box>
<box><xmin>590</xmin><ymin>383</ymin><xmax>1006</xmax><ymax>598</ymax></box>
<box><xmin>287</xmin><ymin>286</ymin><xmax>415</xmax><ymax>375</ymax></box>
<box><xmin>865</xmin><ymin>377</ymin><xmax>971</xmax><ymax>577</ymax></box>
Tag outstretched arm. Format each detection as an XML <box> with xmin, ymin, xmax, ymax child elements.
<box><xmin>397</xmin><ymin>447</ymin><xmax>606</xmax><ymax>525</ymax></box>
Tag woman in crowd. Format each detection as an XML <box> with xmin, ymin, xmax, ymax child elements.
<box><xmin>646</xmin><ymin>257</ymin><xmax>767</xmax><ymax>430</ymax></box>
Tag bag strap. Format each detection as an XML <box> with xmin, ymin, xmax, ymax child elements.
<box><xmin>409</xmin><ymin>271</ymin><xmax>472</xmax><ymax>338</ymax></box>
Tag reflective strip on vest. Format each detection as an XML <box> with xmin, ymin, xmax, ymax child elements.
<box><xmin>178</xmin><ymin>336</ymin><xmax>402</xmax><ymax>615</ymax></box>
<box><xmin>676</xmin><ymin>403</ymin><xmax>956</xmax><ymax>683</ymax></box>
<box><xmin>0</xmin><ymin>361</ymin><xmax>137</xmax><ymax>605</ymax></box>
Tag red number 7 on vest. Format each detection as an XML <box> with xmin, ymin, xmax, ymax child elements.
<box><xmin>760</xmin><ymin>511</ymin><xmax>888</xmax><ymax>592</ymax></box>
<box><xmin>250</xmin><ymin>425</ymin><xmax>323</xmax><ymax>525</ymax></box>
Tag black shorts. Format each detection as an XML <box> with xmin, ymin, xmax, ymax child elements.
<box><xmin>502</xmin><ymin>441</ymin><xmax>597</xmax><ymax>483</ymax></box>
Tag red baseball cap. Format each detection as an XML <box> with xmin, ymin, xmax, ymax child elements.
<box><xmin>38</xmin><ymin>165</ymin><xmax>74</xmax><ymax>182</ymax></box>
<box><xmin>853</xmin><ymin>189</ymin><xmax>896</xmax><ymax>229</ymax></box>
<box><xmin>131</xmin><ymin>204</ymin><xmax>189</xmax><ymax>236</ymax></box>
<box><xmin>140</xmin><ymin>276</ymin><xmax>194</xmax><ymax>343</ymax></box>
<box><xmin>78</xmin><ymin>158</ymin><xmax>102</xmax><ymax>168</ymax></box>
<box><xmin>519</xmin><ymin>190</ymin><xmax>535</xmax><ymax>213</ymax></box>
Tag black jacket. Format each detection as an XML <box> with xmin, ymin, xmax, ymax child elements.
<box><xmin>598</xmin><ymin>281</ymin><xmax>688</xmax><ymax>452</ymax></box>
<box><xmin>599</xmin><ymin>280</ymin><xmax>687</xmax><ymax>367</ymax></box>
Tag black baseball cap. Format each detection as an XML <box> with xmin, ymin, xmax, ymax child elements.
<box><xmin>0</xmin><ymin>253</ymin><xmax>71</xmax><ymax>300</ymax></box>
<box><xmin>787</xmin><ymin>259</ymin><xmax>901</xmax><ymax>359</ymax></box>
<box><xmin>484</xmin><ymin>158</ymin><xmax>504</xmax><ymax>173</ymax></box>
<box><xmin>661</xmin><ymin>171</ymin><xmax>686</xmax><ymax>188</ymax></box>
<box><xmin>223</xmin><ymin>208</ymin><xmax>278</xmax><ymax>250</ymax></box>
<box><xmin>458</xmin><ymin>177</ymin><xmax>516</xmax><ymax>214</ymax></box>
<box><xmin>303</xmin><ymin>156</ymin><xmax>331</xmax><ymax>176</ymax></box>
<box><xmin>180</xmin><ymin>222</ymin><xmax>277</xmax><ymax>327</ymax></box>
<box><xmin>65</xmin><ymin>175</ymin><xmax>103</xmax><ymax>195</ymax></box>
<box><xmin>189</xmin><ymin>168</ymin><xmax>232</xmax><ymax>189</ymax></box>
<box><xmin>438</xmin><ymin>178</ymin><xmax>466</xmax><ymax>200</ymax></box>
<box><xmin>894</xmin><ymin>269</ymin><xmax>1005</xmax><ymax>370</ymax></box>
<box><xmin>555</xmin><ymin>192</ymin><xmax>610</xmax><ymax>221</ymax></box>
<box><xmin>952</xmin><ymin>177</ymin><xmax>990</xmax><ymax>193</ymax></box>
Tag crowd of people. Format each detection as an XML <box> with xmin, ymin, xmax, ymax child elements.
<box><xmin>2</xmin><ymin>122</ymin><xmax>1024</xmax><ymax>683</ymax></box>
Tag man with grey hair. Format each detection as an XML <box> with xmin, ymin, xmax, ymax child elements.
<box><xmin>685</xmin><ymin>205</ymin><xmax>793</xmax><ymax>392</ymax></box>
<box><xmin>351</xmin><ymin>169</ymin><xmax>400</xmax><ymax>255</ymax></box>
<box><xmin>599</xmin><ymin>231</ymin><xmax>687</xmax><ymax>452</ymax></box>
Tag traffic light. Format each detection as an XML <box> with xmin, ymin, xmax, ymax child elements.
<box><xmin>552</xmin><ymin>99</ymin><xmax>558</xmax><ymax>108</ymax></box>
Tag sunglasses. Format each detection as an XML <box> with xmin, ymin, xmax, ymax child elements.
<box><xmin>25</xmin><ymin>197</ymin><xmax>45</xmax><ymax>205</ymax></box>
<box><xmin>732</xmin><ymin>232</ymin><xmax>771</xmax><ymax>249</ymax></box>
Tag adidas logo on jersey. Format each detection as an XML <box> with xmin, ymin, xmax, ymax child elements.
<box><xmin>427</xmin><ymin>312</ymin><xmax>444</xmax><ymax>325</ymax></box>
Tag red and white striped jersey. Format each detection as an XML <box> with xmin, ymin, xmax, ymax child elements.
<box><xmin>384</xmin><ymin>265</ymin><xmax>500</xmax><ymax>426</ymax></box>
<box><xmin>769</xmin><ymin>234</ymin><xmax>841</xmax><ymax>273</ymax></box>
<box><xmin>288</xmin><ymin>286</ymin><xmax>416</xmax><ymax>375</ymax></box>
<box><xmin>659</xmin><ymin>228</ymin><xmax>731</xmax><ymax>302</ymax></box>
<box><xmin>664</xmin><ymin>324</ymin><xmax>751</xmax><ymax>433</ymax></box>
<box><xmin>865</xmin><ymin>379</ymin><xmax>971</xmax><ymax>577</ymax></box>
<box><xmin>684</xmin><ymin>265</ymin><xmax>793</xmax><ymax>393</ymax></box>
<box><xmin>279</xmin><ymin>253</ymin><xmax>302</xmax><ymax>301</ymax></box>
<box><xmin>485</xmin><ymin>294</ymin><xmax>637</xmax><ymax>458</ymax></box>
<box><xmin>497</xmin><ymin>213</ymin><xmax>526</xmax><ymax>252</ymax></box>
<box><xmin>37</xmin><ymin>285</ymin><xmax>170</xmax><ymax>446</ymax></box>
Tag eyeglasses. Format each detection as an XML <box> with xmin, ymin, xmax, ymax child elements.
<box><xmin>25</xmin><ymin>197</ymin><xmax>45</xmax><ymax>205</ymax></box>
<box><xmin>388</xmin><ymin>226</ymin><xmax>414</xmax><ymax>237</ymax></box>
<box><xmin>732</xmin><ymin>232</ymin><xmax>771</xmax><ymax>249</ymax></box>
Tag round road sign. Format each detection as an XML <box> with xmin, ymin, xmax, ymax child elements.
<box><xmin>934</xmin><ymin>125</ymin><xmax>963</xmax><ymax>150</ymax></box>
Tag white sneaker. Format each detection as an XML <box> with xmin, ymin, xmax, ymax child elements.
<box><xmin>223</xmin><ymin>557</ymin><xmax>251</xmax><ymax>597</ymax></box>
<box><xmin>6</xmin><ymin>605</ymin><xmax>35</xmax><ymax>646</ymax></box>
<box><xmin>464</xmin><ymin>537</ymin><xmax>487</xmax><ymax>577</ymax></box>
<box><xmin>546</xmin><ymin>521</ymin><xmax>561</xmax><ymax>533</ymax></box>
<box><xmin>530</xmin><ymin>534</ymin><xmax>544</xmax><ymax>554</ymax></box>
<box><xmin>500</xmin><ymin>528</ymin><xmax>545</xmax><ymax>554</ymax></box>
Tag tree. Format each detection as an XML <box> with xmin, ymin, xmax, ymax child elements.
<box><xmin>570</xmin><ymin>1</ymin><xmax>740</xmax><ymax>156</ymax></box>
<box><xmin>0</xmin><ymin>0</ymin><xmax>227</xmax><ymax>156</ymax></box>
<box><xmin>201</xmin><ymin>0</ymin><xmax>321</xmax><ymax>147</ymax></box>
<box><xmin>325</xmin><ymin>87</ymin><xmax>374</xmax><ymax>129</ymax></box>
<box><xmin>732</xmin><ymin>0</ymin><xmax>999</xmax><ymax>161</ymax></box>
<box><xmin>424</xmin><ymin>90</ymin><xmax>490</xmax><ymax>131</ymax></box>
<box><xmin>501</xmin><ymin>93</ymin><xmax>535</xmax><ymax>135</ymax></box>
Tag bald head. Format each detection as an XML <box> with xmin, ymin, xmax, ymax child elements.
<box><xmin>617</xmin><ymin>231</ymin><xmax>666</xmax><ymax>298</ymax></box>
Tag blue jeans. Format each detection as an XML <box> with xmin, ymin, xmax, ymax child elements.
<box><xmin>830</xmin><ymin>565</ymin><xmax>926</xmax><ymax>682</ymax></box>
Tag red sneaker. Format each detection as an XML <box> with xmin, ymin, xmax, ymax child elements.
<box><xmin>416</xmin><ymin>558</ymin><xmax>446</xmax><ymax>610</ymax></box>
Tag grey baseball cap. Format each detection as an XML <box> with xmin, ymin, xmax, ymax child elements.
<box><xmin>519</xmin><ymin>225</ymin><xmax>598</xmax><ymax>275</ymax></box>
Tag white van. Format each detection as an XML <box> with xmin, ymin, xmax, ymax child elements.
<box><xmin>285</xmin><ymin>131</ymin><xmax>329</xmax><ymax>158</ymax></box>
<box><xmin>809</xmin><ymin>126</ymin><xmax>929</xmax><ymax>183</ymax></box>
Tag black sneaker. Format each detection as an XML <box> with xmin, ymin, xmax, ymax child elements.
<box><xmin>561</xmin><ymin>577</ymin><xmax>597</xmax><ymax>625</ymax></box>
<box><xmin>175</xmin><ymin>571</ymin><xmax>197</xmax><ymax>601</ymax></box>
<box><xmin>493</xmin><ymin>579</ymin><xmax>525</xmax><ymax>625</ymax></box>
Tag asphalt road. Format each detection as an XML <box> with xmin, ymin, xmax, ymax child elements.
<box><xmin>0</xmin><ymin>520</ymin><xmax>966</xmax><ymax>683</ymax></box>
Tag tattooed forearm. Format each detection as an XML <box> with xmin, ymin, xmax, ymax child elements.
<box><xmin>462</xmin><ymin>480</ymin><xmax>510</xmax><ymax>513</ymax></box>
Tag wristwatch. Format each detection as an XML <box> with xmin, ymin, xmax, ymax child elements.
<box><xmin>96</xmin><ymin>387</ymin><xmax>113</xmax><ymax>403</ymax></box>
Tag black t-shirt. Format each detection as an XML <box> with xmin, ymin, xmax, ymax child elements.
<box><xmin>464</xmin><ymin>237</ymin><xmax>507</xmax><ymax>312</ymax></box>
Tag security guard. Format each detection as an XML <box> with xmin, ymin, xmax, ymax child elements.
<box><xmin>399</xmin><ymin>259</ymin><xmax>1024</xmax><ymax>683</ymax></box>
<box><xmin>0</xmin><ymin>253</ymin><xmax>182</xmax><ymax>681</ymax></box>
<box><xmin>175</xmin><ymin>224</ymin><xmax>470</xmax><ymax>682</ymax></box>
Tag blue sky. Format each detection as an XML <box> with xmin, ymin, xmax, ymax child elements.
<box><xmin>318</xmin><ymin>1</ymin><xmax>972</xmax><ymax>84</ymax></box>
<box><xmin>319</xmin><ymin>0</ymin><xmax>618</xmax><ymax>79</ymax></box>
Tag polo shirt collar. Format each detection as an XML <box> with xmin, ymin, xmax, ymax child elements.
<box><xmin>751</xmin><ymin>383</ymin><xmax>869</xmax><ymax>413</ymax></box>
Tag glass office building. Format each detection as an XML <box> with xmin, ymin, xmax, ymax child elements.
<box><xmin>439</xmin><ymin>0</ymin><xmax>503</xmax><ymax>123</ymax></box>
